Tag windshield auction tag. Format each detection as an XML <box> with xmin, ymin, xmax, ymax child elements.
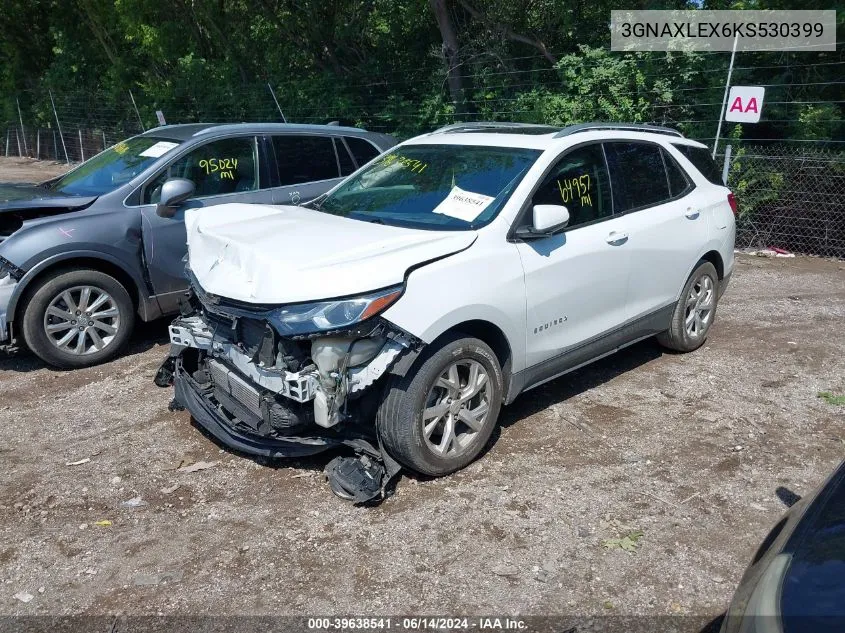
<box><xmin>140</xmin><ymin>141</ymin><xmax>179</xmax><ymax>158</ymax></box>
<box><xmin>432</xmin><ymin>186</ymin><xmax>495</xmax><ymax>223</ymax></box>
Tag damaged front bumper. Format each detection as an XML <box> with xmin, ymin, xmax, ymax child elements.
<box><xmin>158</xmin><ymin>288</ymin><xmax>418</xmax><ymax>500</ymax></box>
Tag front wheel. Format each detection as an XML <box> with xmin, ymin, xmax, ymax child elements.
<box><xmin>20</xmin><ymin>269</ymin><xmax>135</xmax><ymax>369</ymax></box>
<box><xmin>376</xmin><ymin>334</ymin><xmax>504</xmax><ymax>476</ymax></box>
<box><xmin>657</xmin><ymin>260</ymin><xmax>720</xmax><ymax>353</ymax></box>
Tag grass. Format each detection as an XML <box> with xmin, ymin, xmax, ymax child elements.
<box><xmin>818</xmin><ymin>392</ymin><xmax>845</xmax><ymax>406</ymax></box>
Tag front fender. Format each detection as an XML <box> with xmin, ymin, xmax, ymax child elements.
<box><xmin>5</xmin><ymin>249</ymin><xmax>152</xmax><ymax>326</ymax></box>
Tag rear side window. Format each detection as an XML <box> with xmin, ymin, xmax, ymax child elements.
<box><xmin>604</xmin><ymin>142</ymin><xmax>671</xmax><ymax>212</ymax></box>
<box><xmin>272</xmin><ymin>135</ymin><xmax>340</xmax><ymax>185</ymax></box>
<box><xmin>663</xmin><ymin>149</ymin><xmax>692</xmax><ymax>197</ymax></box>
<box><xmin>672</xmin><ymin>144</ymin><xmax>723</xmax><ymax>185</ymax></box>
<box><xmin>345</xmin><ymin>136</ymin><xmax>380</xmax><ymax>166</ymax></box>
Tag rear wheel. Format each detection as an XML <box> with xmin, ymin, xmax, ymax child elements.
<box><xmin>657</xmin><ymin>260</ymin><xmax>719</xmax><ymax>353</ymax></box>
<box><xmin>376</xmin><ymin>334</ymin><xmax>503</xmax><ymax>476</ymax></box>
<box><xmin>20</xmin><ymin>269</ymin><xmax>135</xmax><ymax>369</ymax></box>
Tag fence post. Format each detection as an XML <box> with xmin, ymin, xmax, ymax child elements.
<box><xmin>267</xmin><ymin>83</ymin><xmax>287</xmax><ymax>122</ymax></box>
<box><xmin>5</xmin><ymin>129</ymin><xmax>9</xmax><ymax>157</ymax></box>
<box><xmin>15</xmin><ymin>127</ymin><xmax>21</xmax><ymax>157</ymax></box>
<box><xmin>129</xmin><ymin>90</ymin><xmax>145</xmax><ymax>131</ymax></box>
<box><xmin>36</xmin><ymin>129</ymin><xmax>40</xmax><ymax>159</ymax></box>
<box><xmin>102</xmin><ymin>130</ymin><xmax>107</xmax><ymax>151</ymax></box>
<box><xmin>16</xmin><ymin>97</ymin><xmax>28</xmax><ymax>156</ymax></box>
<box><xmin>52</xmin><ymin>129</ymin><xmax>58</xmax><ymax>160</ymax></box>
<box><xmin>49</xmin><ymin>89</ymin><xmax>70</xmax><ymax>164</ymax></box>
<box><xmin>721</xmin><ymin>144</ymin><xmax>732</xmax><ymax>186</ymax></box>
<box><xmin>713</xmin><ymin>34</ymin><xmax>739</xmax><ymax>159</ymax></box>
<box><xmin>78</xmin><ymin>129</ymin><xmax>85</xmax><ymax>162</ymax></box>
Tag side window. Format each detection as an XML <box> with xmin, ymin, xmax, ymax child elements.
<box><xmin>531</xmin><ymin>144</ymin><xmax>612</xmax><ymax>229</ymax></box>
<box><xmin>345</xmin><ymin>136</ymin><xmax>380</xmax><ymax>166</ymax></box>
<box><xmin>662</xmin><ymin>148</ymin><xmax>692</xmax><ymax>198</ymax></box>
<box><xmin>604</xmin><ymin>142</ymin><xmax>671</xmax><ymax>212</ymax></box>
<box><xmin>143</xmin><ymin>137</ymin><xmax>257</xmax><ymax>204</ymax></box>
<box><xmin>272</xmin><ymin>135</ymin><xmax>339</xmax><ymax>185</ymax></box>
<box><xmin>335</xmin><ymin>138</ymin><xmax>356</xmax><ymax>176</ymax></box>
<box><xmin>672</xmin><ymin>143</ymin><xmax>724</xmax><ymax>185</ymax></box>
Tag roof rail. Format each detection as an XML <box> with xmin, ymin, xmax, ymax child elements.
<box><xmin>430</xmin><ymin>122</ymin><xmax>560</xmax><ymax>135</ymax></box>
<box><xmin>553</xmin><ymin>122</ymin><xmax>683</xmax><ymax>138</ymax></box>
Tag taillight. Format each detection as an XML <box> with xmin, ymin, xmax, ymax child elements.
<box><xmin>727</xmin><ymin>192</ymin><xmax>738</xmax><ymax>215</ymax></box>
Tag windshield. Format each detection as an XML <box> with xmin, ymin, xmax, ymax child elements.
<box><xmin>313</xmin><ymin>144</ymin><xmax>541</xmax><ymax>230</ymax></box>
<box><xmin>49</xmin><ymin>137</ymin><xmax>182</xmax><ymax>196</ymax></box>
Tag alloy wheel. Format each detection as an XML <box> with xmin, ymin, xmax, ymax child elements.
<box><xmin>684</xmin><ymin>273</ymin><xmax>715</xmax><ymax>339</ymax></box>
<box><xmin>43</xmin><ymin>285</ymin><xmax>121</xmax><ymax>355</ymax></box>
<box><xmin>421</xmin><ymin>359</ymin><xmax>491</xmax><ymax>458</ymax></box>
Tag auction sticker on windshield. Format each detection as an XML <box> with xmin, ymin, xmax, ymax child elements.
<box><xmin>140</xmin><ymin>141</ymin><xmax>179</xmax><ymax>158</ymax></box>
<box><xmin>432</xmin><ymin>186</ymin><xmax>495</xmax><ymax>222</ymax></box>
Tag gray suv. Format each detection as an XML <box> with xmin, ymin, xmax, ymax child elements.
<box><xmin>0</xmin><ymin>123</ymin><xmax>396</xmax><ymax>368</ymax></box>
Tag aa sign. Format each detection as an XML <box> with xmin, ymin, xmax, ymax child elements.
<box><xmin>725</xmin><ymin>86</ymin><xmax>765</xmax><ymax>123</ymax></box>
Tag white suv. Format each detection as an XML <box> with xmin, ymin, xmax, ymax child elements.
<box><xmin>160</xmin><ymin>122</ymin><xmax>736</xmax><ymax>485</ymax></box>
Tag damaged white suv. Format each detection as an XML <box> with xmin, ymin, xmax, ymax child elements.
<box><xmin>159</xmin><ymin>122</ymin><xmax>736</xmax><ymax>493</ymax></box>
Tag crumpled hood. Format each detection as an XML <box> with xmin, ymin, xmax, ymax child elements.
<box><xmin>186</xmin><ymin>203</ymin><xmax>476</xmax><ymax>304</ymax></box>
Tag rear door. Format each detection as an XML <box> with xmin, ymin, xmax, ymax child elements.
<box><xmin>603</xmin><ymin>141</ymin><xmax>708</xmax><ymax>321</ymax></box>
<box><xmin>266</xmin><ymin>134</ymin><xmax>345</xmax><ymax>205</ymax></box>
<box><xmin>138</xmin><ymin>135</ymin><xmax>269</xmax><ymax>313</ymax></box>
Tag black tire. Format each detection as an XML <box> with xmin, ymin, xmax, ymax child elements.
<box><xmin>657</xmin><ymin>260</ymin><xmax>720</xmax><ymax>353</ymax></box>
<box><xmin>20</xmin><ymin>269</ymin><xmax>135</xmax><ymax>369</ymax></box>
<box><xmin>376</xmin><ymin>333</ymin><xmax>504</xmax><ymax>476</ymax></box>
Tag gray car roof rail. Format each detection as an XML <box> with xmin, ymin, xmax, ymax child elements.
<box><xmin>139</xmin><ymin>122</ymin><xmax>371</xmax><ymax>141</ymax></box>
<box><xmin>190</xmin><ymin>122</ymin><xmax>368</xmax><ymax>136</ymax></box>
<box><xmin>429</xmin><ymin>122</ymin><xmax>562</xmax><ymax>135</ymax></box>
<box><xmin>553</xmin><ymin>122</ymin><xmax>684</xmax><ymax>138</ymax></box>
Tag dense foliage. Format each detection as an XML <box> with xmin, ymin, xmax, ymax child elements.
<box><xmin>1</xmin><ymin>0</ymin><xmax>842</xmax><ymax>141</ymax></box>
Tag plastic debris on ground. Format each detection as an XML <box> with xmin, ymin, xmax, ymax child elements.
<box><xmin>324</xmin><ymin>449</ymin><xmax>402</xmax><ymax>505</ymax></box>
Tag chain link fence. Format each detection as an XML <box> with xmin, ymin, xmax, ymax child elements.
<box><xmin>2</xmin><ymin>85</ymin><xmax>844</xmax><ymax>259</ymax></box>
<box><xmin>720</xmin><ymin>144</ymin><xmax>845</xmax><ymax>259</ymax></box>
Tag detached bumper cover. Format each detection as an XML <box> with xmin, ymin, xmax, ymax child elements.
<box><xmin>0</xmin><ymin>276</ymin><xmax>17</xmax><ymax>342</ymax></box>
<box><xmin>173</xmin><ymin>360</ymin><xmax>381</xmax><ymax>459</ymax></box>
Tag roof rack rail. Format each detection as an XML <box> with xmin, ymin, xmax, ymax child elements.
<box><xmin>553</xmin><ymin>123</ymin><xmax>683</xmax><ymax>138</ymax></box>
<box><xmin>430</xmin><ymin>122</ymin><xmax>559</xmax><ymax>135</ymax></box>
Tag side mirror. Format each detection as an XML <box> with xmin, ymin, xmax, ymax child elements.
<box><xmin>514</xmin><ymin>204</ymin><xmax>570</xmax><ymax>240</ymax></box>
<box><xmin>156</xmin><ymin>178</ymin><xmax>195</xmax><ymax>218</ymax></box>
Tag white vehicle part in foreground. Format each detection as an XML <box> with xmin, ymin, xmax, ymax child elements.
<box><xmin>169</xmin><ymin>316</ymin><xmax>410</xmax><ymax>426</ymax></box>
<box><xmin>185</xmin><ymin>203</ymin><xmax>476</xmax><ymax>304</ymax></box>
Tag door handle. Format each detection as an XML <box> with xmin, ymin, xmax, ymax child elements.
<box><xmin>606</xmin><ymin>231</ymin><xmax>629</xmax><ymax>245</ymax></box>
<box><xmin>685</xmin><ymin>209</ymin><xmax>701</xmax><ymax>219</ymax></box>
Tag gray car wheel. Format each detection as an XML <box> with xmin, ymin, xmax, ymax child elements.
<box><xmin>21</xmin><ymin>269</ymin><xmax>135</xmax><ymax>369</ymax></box>
<box><xmin>376</xmin><ymin>333</ymin><xmax>504</xmax><ymax>476</ymax></box>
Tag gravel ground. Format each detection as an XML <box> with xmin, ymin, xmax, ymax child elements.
<box><xmin>0</xmin><ymin>156</ymin><xmax>73</xmax><ymax>183</ymax></box>
<box><xmin>1</xmin><ymin>158</ymin><xmax>844</xmax><ymax>625</ymax></box>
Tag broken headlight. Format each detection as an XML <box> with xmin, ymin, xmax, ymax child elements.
<box><xmin>266</xmin><ymin>286</ymin><xmax>403</xmax><ymax>336</ymax></box>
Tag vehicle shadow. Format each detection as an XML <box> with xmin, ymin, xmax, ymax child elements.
<box><xmin>0</xmin><ymin>316</ymin><xmax>171</xmax><ymax>373</ymax></box>
<box><xmin>495</xmin><ymin>337</ymin><xmax>664</xmax><ymax>432</ymax></box>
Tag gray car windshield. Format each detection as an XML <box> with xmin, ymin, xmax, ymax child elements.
<box><xmin>49</xmin><ymin>137</ymin><xmax>181</xmax><ymax>196</ymax></box>
<box><xmin>313</xmin><ymin>144</ymin><xmax>541</xmax><ymax>230</ymax></box>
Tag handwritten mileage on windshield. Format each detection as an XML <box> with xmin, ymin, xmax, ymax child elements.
<box><xmin>199</xmin><ymin>158</ymin><xmax>239</xmax><ymax>180</ymax></box>
<box><xmin>379</xmin><ymin>154</ymin><xmax>428</xmax><ymax>174</ymax></box>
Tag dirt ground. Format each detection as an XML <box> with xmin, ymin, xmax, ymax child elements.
<box><xmin>0</xmin><ymin>156</ymin><xmax>73</xmax><ymax>183</ymax></box>
<box><xmin>1</xmin><ymin>158</ymin><xmax>844</xmax><ymax>625</ymax></box>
